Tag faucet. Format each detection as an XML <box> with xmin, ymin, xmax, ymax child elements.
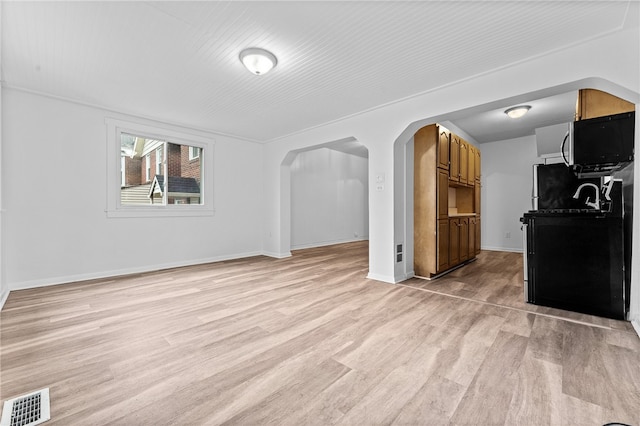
<box><xmin>573</xmin><ymin>183</ymin><xmax>600</xmax><ymax>209</ymax></box>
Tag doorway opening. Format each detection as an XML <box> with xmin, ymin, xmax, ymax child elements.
<box><xmin>281</xmin><ymin>138</ymin><xmax>369</xmax><ymax>259</ymax></box>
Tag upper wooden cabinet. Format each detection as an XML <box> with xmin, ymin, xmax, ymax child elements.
<box><xmin>576</xmin><ymin>89</ymin><xmax>635</xmax><ymax>120</ymax></box>
<box><xmin>449</xmin><ymin>135</ymin><xmax>477</xmax><ymax>187</ymax></box>
<box><xmin>468</xmin><ymin>144</ymin><xmax>476</xmax><ymax>185</ymax></box>
<box><xmin>449</xmin><ymin>133</ymin><xmax>460</xmax><ymax>182</ymax></box>
<box><xmin>474</xmin><ymin>148</ymin><xmax>481</xmax><ymax>182</ymax></box>
<box><xmin>437</xmin><ymin>128</ymin><xmax>450</xmax><ymax>170</ymax></box>
<box><xmin>459</xmin><ymin>140</ymin><xmax>469</xmax><ymax>185</ymax></box>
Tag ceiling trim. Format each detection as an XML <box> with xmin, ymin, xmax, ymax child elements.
<box><xmin>1</xmin><ymin>83</ymin><xmax>264</xmax><ymax>145</ymax></box>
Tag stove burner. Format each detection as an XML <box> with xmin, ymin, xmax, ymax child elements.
<box><xmin>534</xmin><ymin>208</ymin><xmax>601</xmax><ymax>214</ymax></box>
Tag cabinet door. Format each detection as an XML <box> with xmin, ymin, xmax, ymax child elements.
<box><xmin>468</xmin><ymin>217</ymin><xmax>476</xmax><ymax>259</ymax></box>
<box><xmin>449</xmin><ymin>218</ymin><xmax>460</xmax><ymax>266</ymax></box>
<box><xmin>449</xmin><ymin>134</ymin><xmax>460</xmax><ymax>182</ymax></box>
<box><xmin>437</xmin><ymin>169</ymin><xmax>449</xmax><ymax>219</ymax></box>
<box><xmin>437</xmin><ymin>127</ymin><xmax>450</xmax><ymax>170</ymax></box>
<box><xmin>577</xmin><ymin>89</ymin><xmax>635</xmax><ymax>120</ymax></box>
<box><xmin>459</xmin><ymin>218</ymin><xmax>469</xmax><ymax>262</ymax></box>
<box><xmin>459</xmin><ymin>141</ymin><xmax>469</xmax><ymax>185</ymax></box>
<box><xmin>468</xmin><ymin>145</ymin><xmax>476</xmax><ymax>187</ymax></box>
<box><xmin>475</xmin><ymin>217</ymin><xmax>481</xmax><ymax>255</ymax></box>
<box><xmin>437</xmin><ymin>219</ymin><xmax>449</xmax><ymax>272</ymax></box>
<box><xmin>474</xmin><ymin>148</ymin><xmax>481</xmax><ymax>182</ymax></box>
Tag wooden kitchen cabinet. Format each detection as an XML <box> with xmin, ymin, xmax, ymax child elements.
<box><xmin>448</xmin><ymin>217</ymin><xmax>469</xmax><ymax>266</ymax></box>
<box><xmin>459</xmin><ymin>218</ymin><xmax>469</xmax><ymax>262</ymax></box>
<box><xmin>459</xmin><ymin>141</ymin><xmax>469</xmax><ymax>186</ymax></box>
<box><xmin>449</xmin><ymin>218</ymin><xmax>460</xmax><ymax>266</ymax></box>
<box><xmin>468</xmin><ymin>144</ymin><xmax>476</xmax><ymax>186</ymax></box>
<box><xmin>414</xmin><ymin>123</ymin><xmax>482</xmax><ymax>278</ymax></box>
<box><xmin>437</xmin><ymin>219</ymin><xmax>450</xmax><ymax>272</ymax></box>
<box><xmin>414</xmin><ymin>124</ymin><xmax>446</xmax><ymax>276</ymax></box>
<box><xmin>475</xmin><ymin>217</ymin><xmax>481</xmax><ymax>255</ymax></box>
<box><xmin>468</xmin><ymin>217</ymin><xmax>476</xmax><ymax>260</ymax></box>
<box><xmin>437</xmin><ymin>169</ymin><xmax>449</xmax><ymax>219</ymax></box>
<box><xmin>474</xmin><ymin>148</ymin><xmax>481</xmax><ymax>182</ymax></box>
<box><xmin>576</xmin><ymin>89</ymin><xmax>635</xmax><ymax>121</ymax></box>
<box><xmin>450</xmin><ymin>135</ymin><xmax>477</xmax><ymax>187</ymax></box>
<box><xmin>449</xmin><ymin>133</ymin><xmax>460</xmax><ymax>183</ymax></box>
<box><xmin>437</xmin><ymin>127</ymin><xmax>450</xmax><ymax>170</ymax></box>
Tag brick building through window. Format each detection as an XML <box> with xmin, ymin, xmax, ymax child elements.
<box><xmin>120</xmin><ymin>134</ymin><xmax>202</xmax><ymax>206</ymax></box>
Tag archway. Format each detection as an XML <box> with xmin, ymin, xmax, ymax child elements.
<box><xmin>280</xmin><ymin>137</ymin><xmax>370</xmax><ymax>257</ymax></box>
<box><xmin>391</xmin><ymin>77</ymin><xmax>639</xmax><ymax>322</ymax></box>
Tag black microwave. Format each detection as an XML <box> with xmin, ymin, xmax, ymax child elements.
<box><xmin>566</xmin><ymin>111</ymin><xmax>635</xmax><ymax>176</ymax></box>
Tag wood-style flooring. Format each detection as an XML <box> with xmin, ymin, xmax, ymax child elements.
<box><xmin>1</xmin><ymin>242</ymin><xmax>639</xmax><ymax>425</ymax></box>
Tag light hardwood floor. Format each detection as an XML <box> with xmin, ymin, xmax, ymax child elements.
<box><xmin>1</xmin><ymin>242</ymin><xmax>639</xmax><ymax>425</ymax></box>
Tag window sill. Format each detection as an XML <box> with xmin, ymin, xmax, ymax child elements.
<box><xmin>106</xmin><ymin>207</ymin><xmax>215</xmax><ymax>219</ymax></box>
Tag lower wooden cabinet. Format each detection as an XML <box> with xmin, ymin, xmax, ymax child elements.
<box><xmin>448</xmin><ymin>219</ymin><xmax>460</xmax><ymax>267</ymax></box>
<box><xmin>437</xmin><ymin>219</ymin><xmax>449</xmax><ymax>272</ymax></box>
<box><xmin>459</xmin><ymin>218</ymin><xmax>469</xmax><ymax>262</ymax></box>
<box><xmin>468</xmin><ymin>217</ymin><xmax>476</xmax><ymax>259</ymax></box>
<box><xmin>445</xmin><ymin>216</ymin><xmax>478</xmax><ymax>273</ymax></box>
<box><xmin>475</xmin><ymin>217</ymin><xmax>481</xmax><ymax>255</ymax></box>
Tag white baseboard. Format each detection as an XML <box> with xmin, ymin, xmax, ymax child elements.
<box><xmin>262</xmin><ymin>251</ymin><xmax>292</xmax><ymax>259</ymax></box>
<box><xmin>0</xmin><ymin>289</ymin><xmax>9</xmax><ymax>312</ymax></box>
<box><xmin>482</xmin><ymin>245</ymin><xmax>524</xmax><ymax>253</ymax></box>
<box><xmin>8</xmin><ymin>250</ymin><xmax>263</xmax><ymax>292</ymax></box>
<box><xmin>366</xmin><ymin>272</ymin><xmax>395</xmax><ymax>284</ymax></box>
<box><xmin>290</xmin><ymin>236</ymin><xmax>369</xmax><ymax>251</ymax></box>
<box><xmin>632</xmin><ymin>319</ymin><xmax>640</xmax><ymax>339</ymax></box>
<box><xmin>394</xmin><ymin>270</ymin><xmax>415</xmax><ymax>283</ymax></box>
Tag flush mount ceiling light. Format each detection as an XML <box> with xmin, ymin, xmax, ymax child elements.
<box><xmin>504</xmin><ymin>105</ymin><xmax>531</xmax><ymax>119</ymax></box>
<box><xmin>239</xmin><ymin>47</ymin><xmax>277</xmax><ymax>75</ymax></box>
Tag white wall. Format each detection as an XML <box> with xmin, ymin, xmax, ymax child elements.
<box><xmin>481</xmin><ymin>135</ymin><xmax>538</xmax><ymax>252</ymax></box>
<box><xmin>290</xmin><ymin>147</ymin><xmax>368</xmax><ymax>249</ymax></box>
<box><xmin>0</xmin><ymin>3</ymin><xmax>7</xmax><ymax>309</ymax></box>
<box><xmin>2</xmin><ymin>88</ymin><xmax>264</xmax><ymax>290</ymax></box>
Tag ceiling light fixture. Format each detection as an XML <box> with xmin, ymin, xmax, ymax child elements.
<box><xmin>504</xmin><ymin>105</ymin><xmax>531</xmax><ymax>119</ymax></box>
<box><xmin>239</xmin><ymin>47</ymin><xmax>277</xmax><ymax>75</ymax></box>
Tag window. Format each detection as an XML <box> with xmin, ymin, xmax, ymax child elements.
<box><xmin>106</xmin><ymin>118</ymin><xmax>214</xmax><ymax>218</ymax></box>
<box><xmin>156</xmin><ymin>147</ymin><xmax>163</xmax><ymax>175</ymax></box>
<box><xmin>189</xmin><ymin>146</ymin><xmax>200</xmax><ymax>161</ymax></box>
<box><xmin>145</xmin><ymin>153</ymin><xmax>151</xmax><ymax>182</ymax></box>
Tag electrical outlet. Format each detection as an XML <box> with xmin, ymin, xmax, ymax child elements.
<box><xmin>504</xmin><ymin>231</ymin><xmax>511</xmax><ymax>239</ymax></box>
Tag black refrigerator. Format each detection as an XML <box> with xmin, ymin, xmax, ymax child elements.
<box><xmin>521</xmin><ymin>163</ymin><xmax>626</xmax><ymax>320</ymax></box>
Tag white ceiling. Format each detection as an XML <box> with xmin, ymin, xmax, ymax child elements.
<box><xmin>449</xmin><ymin>90</ymin><xmax>579</xmax><ymax>144</ymax></box>
<box><xmin>2</xmin><ymin>1</ymin><xmax>638</xmax><ymax>143</ymax></box>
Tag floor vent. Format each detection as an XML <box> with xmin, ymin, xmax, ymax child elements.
<box><xmin>0</xmin><ymin>388</ymin><xmax>50</xmax><ymax>426</ymax></box>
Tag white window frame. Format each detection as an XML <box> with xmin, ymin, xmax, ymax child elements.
<box><xmin>121</xmin><ymin>156</ymin><xmax>126</xmax><ymax>187</ymax></box>
<box><xmin>106</xmin><ymin>117</ymin><xmax>214</xmax><ymax>218</ymax></box>
<box><xmin>145</xmin><ymin>153</ymin><xmax>151</xmax><ymax>182</ymax></box>
<box><xmin>156</xmin><ymin>146</ymin><xmax>163</xmax><ymax>175</ymax></box>
<box><xmin>189</xmin><ymin>146</ymin><xmax>200</xmax><ymax>161</ymax></box>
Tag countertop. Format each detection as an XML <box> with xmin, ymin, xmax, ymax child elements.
<box><xmin>448</xmin><ymin>213</ymin><xmax>477</xmax><ymax>218</ymax></box>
